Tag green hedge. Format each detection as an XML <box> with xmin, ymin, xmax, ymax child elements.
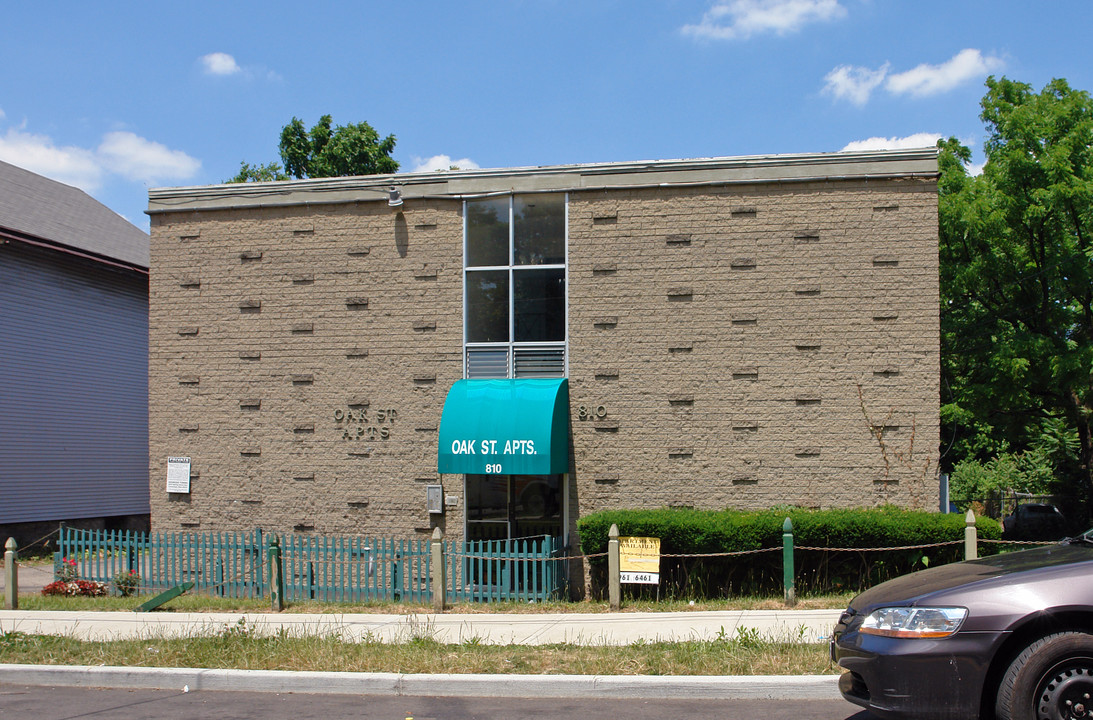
<box><xmin>577</xmin><ymin>506</ymin><xmax>1002</xmax><ymax>598</ymax></box>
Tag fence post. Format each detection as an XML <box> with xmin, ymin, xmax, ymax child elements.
<box><xmin>608</xmin><ymin>524</ymin><xmax>620</xmax><ymax>611</ymax></box>
<box><xmin>431</xmin><ymin>528</ymin><xmax>446</xmax><ymax>613</ymax></box>
<box><xmin>268</xmin><ymin>536</ymin><xmax>284</xmax><ymax>612</ymax></box>
<box><xmin>393</xmin><ymin>553</ymin><xmax>402</xmax><ymax>601</ymax></box>
<box><xmin>783</xmin><ymin>518</ymin><xmax>796</xmax><ymax>607</ymax></box>
<box><xmin>965</xmin><ymin>509</ymin><xmax>978</xmax><ymax>561</ymax></box>
<box><xmin>4</xmin><ymin>538</ymin><xmax>17</xmax><ymax>610</ymax></box>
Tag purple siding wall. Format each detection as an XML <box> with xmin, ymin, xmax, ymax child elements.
<box><xmin>1</xmin><ymin>242</ymin><xmax>149</xmax><ymax>523</ymax></box>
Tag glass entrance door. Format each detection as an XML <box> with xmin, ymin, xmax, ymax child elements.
<box><xmin>465</xmin><ymin>474</ymin><xmax>563</xmax><ymax>542</ymax></box>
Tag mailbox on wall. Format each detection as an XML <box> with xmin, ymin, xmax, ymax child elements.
<box><xmin>426</xmin><ymin>484</ymin><xmax>443</xmax><ymax>514</ymax></box>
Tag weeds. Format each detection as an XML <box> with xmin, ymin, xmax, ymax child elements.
<box><xmin>733</xmin><ymin>626</ymin><xmax>763</xmax><ymax>650</ymax></box>
<box><xmin>17</xmin><ymin>592</ymin><xmax>854</xmax><ymax>614</ymax></box>
<box><xmin>0</xmin><ymin>630</ymin><xmax>835</xmax><ymax>676</ymax></box>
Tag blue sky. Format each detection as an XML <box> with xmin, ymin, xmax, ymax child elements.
<box><xmin>3</xmin><ymin>1</ymin><xmax>1091</xmax><ymax>232</ymax></box>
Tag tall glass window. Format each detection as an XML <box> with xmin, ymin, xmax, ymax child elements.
<box><xmin>464</xmin><ymin>194</ymin><xmax>567</xmax><ymax>378</ymax></box>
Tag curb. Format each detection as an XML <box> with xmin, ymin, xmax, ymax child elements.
<box><xmin>0</xmin><ymin>664</ymin><xmax>842</xmax><ymax>700</ymax></box>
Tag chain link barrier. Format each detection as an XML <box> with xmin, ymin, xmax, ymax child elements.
<box><xmin>980</xmin><ymin>538</ymin><xmax>1061</xmax><ymax>547</ymax></box>
<box><xmin>797</xmin><ymin>540</ymin><xmax>963</xmax><ymax>552</ymax></box>
<box><xmin>451</xmin><ymin>550</ymin><xmax>607</xmax><ymax>563</ymax></box>
<box><xmin>660</xmin><ymin>548</ymin><xmax>780</xmax><ymax>558</ymax></box>
<box><xmin>7</xmin><ymin>527</ymin><xmax>60</xmax><ymax>556</ymax></box>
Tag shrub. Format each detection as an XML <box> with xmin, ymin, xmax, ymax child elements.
<box><xmin>112</xmin><ymin>569</ymin><xmax>141</xmax><ymax>597</ymax></box>
<box><xmin>41</xmin><ymin>579</ymin><xmax>108</xmax><ymax>597</ymax></box>
<box><xmin>577</xmin><ymin>506</ymin><xmax>1002</xmax><ymax>598</ymax></box>
<box><xmin>949</xmin><ymin>450</ymin><xmax>1057</xmax><ymax>508</ymax></box>
<box><xmin>45</xmin><ymin>555</ymin><xmax>110</xmax><ymax>597</ymax></box>
<box><xmin>57</xmin><ymin>557</ymin><xmax>78</xmax><ymax>582</ymax></box>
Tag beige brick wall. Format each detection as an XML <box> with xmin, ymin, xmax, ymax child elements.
<box><xmin>150</xmin><ymin>201</ymin><xmax>466</xmax><ymax>538</ymax></box>
<box><xmin>566</xmin><ymin>179</ymin><xmax>939</xmax><ymax>521</ymax></box>
<box><xmin>149</xmin><ymin>174</ymin><xmax>938</xmax><ymax>543</ymax></box>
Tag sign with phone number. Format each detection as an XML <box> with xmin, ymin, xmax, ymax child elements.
<box><xmin>619</xmin><ymin>536</ymin><xmax>661</xmax><ymax>585</ymax></box>
<box><xmin>619</xmin><ymin>571</ymin><xmax>659</xmax><ymax>584</ymax></box>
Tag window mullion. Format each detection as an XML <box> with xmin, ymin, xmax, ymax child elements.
<box><xmin>508</xmin><ymin>197</ymin><xmax>516</xmax><ymax>378</ymax></box>
<box><xmin>564</xmin><ymin>191</ymin><xmax>570</xmax><ymax>370</ymax></box>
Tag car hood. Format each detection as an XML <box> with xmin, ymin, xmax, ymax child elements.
<box><xmin>850</xmin><ymin>542</ymin><xmax>1093</xmax><ymax>610</ymax></box>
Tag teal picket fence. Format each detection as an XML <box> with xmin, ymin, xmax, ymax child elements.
<box><xmin>57</xmin><ymin>527</ymin><xmax>566</xmax><ymax>603</ymax></box>
<box><xmin>446</xmin><ymin>535</ymin><xmax>567</xmax><ymax>602</ymax></box>
<box><xmin>58</xmin><ymin>528</ymin><xmax>267</xmax><ymax>598</ymax></box>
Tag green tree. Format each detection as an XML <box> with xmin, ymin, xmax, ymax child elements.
<box><xmin>940</xmin><ymin>77</ymin><xmax>1093</xmax><ymax>507</ymax></box>
<box><xmin>948</xmin><ymin>450</ymin><xmax>1056</xmax><ymax>510</ymax></box>
<box><xmin>227</xmin><ymin>115</ymin><xmax>398</xmax><ymax>183</ymax></box>
<box><xmin>227</xmin><ymin>161</ymin><xmax>288</xmax><ymax>183</ymax></box>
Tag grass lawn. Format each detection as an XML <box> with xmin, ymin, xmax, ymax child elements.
<box><xmin>0</xmin><ymin>625</ymin><xmax>838</xmax><ymax>676</ymax></box>
<box><xmin>16</xmin><ymin>592</ymin><xmax>853</xmax><ymax>614</ymax></box>
<box><xmin>3</xmin><ymin>591</ymin><xmax>849</xmax><ymax>676</ymax></box>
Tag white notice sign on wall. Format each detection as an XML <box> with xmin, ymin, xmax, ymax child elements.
<box><xmin>166</xmin><ymin>457</ymin><xmax>191</xmax><ymax>494</ymax></box>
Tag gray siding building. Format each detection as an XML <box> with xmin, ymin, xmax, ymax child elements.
<box><xmin>0</xmin><ymin>159</ymin><xmax>150</xmax><ymax>546</ymax></box>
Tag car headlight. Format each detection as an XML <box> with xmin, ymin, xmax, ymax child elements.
<box><xmin>859</xmin><ymin>607</ymin><xmax>968</xmax><ymax>638</ymax></box>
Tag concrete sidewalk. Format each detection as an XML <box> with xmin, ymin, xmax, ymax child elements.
<box><xmin>0</xmin><ymin>608</ymin><xmax>839</xmax><ymax>645</ymax></box>
<box><xmin>0</xmin><ymin>559</ymin><xmax>53</xmax><ymax>595</ymax></box>
<box><xmin>1</xmin><ymin>560</ymin><xmax>839</xmax><ymax>644</ymax></box>
<box><xmin>1</xmin><ymin>562</ymin><xmax>844</xmax><ymax>701</ymax></box>
<box><xmin>0</xmin><ymin>610</ymin><xmax>844</xmax><ymax>702</ymax></box>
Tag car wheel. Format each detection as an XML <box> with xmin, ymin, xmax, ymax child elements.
<box><xmin>996</xmin><ymin>632</ymin><xmax>1093</xmax><ymax>720</ymax></box>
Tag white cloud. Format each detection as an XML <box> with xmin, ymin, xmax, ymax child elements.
<box><xmin>0</xmin><ymin>121</ymin><xmax>200</xmax><ymax>193</ymax></box>
<box><xmin>0</xmin><ymin>126</ymin><xmax>104</xmax><ymax>192</ymax></box>
<box><xmin>823</xmin><ymin>63</ymin><xmax>889</xmax><ymax>106</ymax></box>
<box><xmin>885</xmin><ymin>49</ymin><xmax>1003</xmax><ymax>98</ymax></box>
<box><xmin>98</xmin><ymin>131</ymin><xmax>201</xmax><ymax>184</ymax></box>
<box><xmin>840</xmin><ymin>133</ymin><xmax>941</xmax><ymax>152</ymax></box>
<box><xmin>200</xmin><ymin>52</ymin><xmax>242</xmax><ymax>76</ymax></box>
<box><xmin>824</xmin><ymin>49</ymin><xmax>1004</xmax><ymax>106</ymax></box>
<box><xmin>682</xmin><ymin>0</ymin><xmax>846</xmax><ymax>41</ymax></box>
<box><xmin>198</xmin><ymin>52</ymin><xmax>281</xmax><ymax>83</ymax></box>
<box><xmin>409</xmin><ymin>154</ymin><xmax>481</xmax><ymax>173</ymax></box>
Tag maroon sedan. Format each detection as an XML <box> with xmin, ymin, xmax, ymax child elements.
<box><xmin>832</xmin><ymin>536</ymin><xmax>1093</xmax><ymax>720</ymax></box>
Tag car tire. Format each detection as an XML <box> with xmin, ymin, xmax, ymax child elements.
<box><xmin>996</xmin><ymin>632</ymin><xmax>1093</xmax><ymax>720</ymax></box>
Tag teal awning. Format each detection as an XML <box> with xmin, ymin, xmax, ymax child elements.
<box><xmin>438</xmin><ymin>378</ymin><xmax>569</xmax><ymax>475</ymax></box>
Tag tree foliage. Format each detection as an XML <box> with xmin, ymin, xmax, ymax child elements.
<box><xmin>940</xmin><ymin>77</ymin><xmax>1093</xmax><ymax>508</ymax></box>
<box><xmin>227</xmin><ymin>115</ymin><xmax>398</xmax><ymax>183</ymax></box>
<box><xmin>227</xmin><ymin>161</ymin><xmax>288</xmax><ymax>183</ymax></box>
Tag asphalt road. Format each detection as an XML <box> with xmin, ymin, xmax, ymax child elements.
<box><xmin>0</xmin><ymin>685</ymin><xmax>876</xmax><ymax>720</ymax></box>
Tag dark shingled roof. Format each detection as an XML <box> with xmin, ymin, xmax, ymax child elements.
<box><xmin>0</xmin><ymin>158</ymin><xmax>148</xmax><ymax>269</ymax></box>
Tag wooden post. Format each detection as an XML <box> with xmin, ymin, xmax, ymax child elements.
<box><xmin>268</xmin><ymin>536</ymin><xmax>284</xmax><ymax>612</ymax></box>
<box><xmin>4</xmin><ymin>538</ymin><xmax>17</xmax><ymax>610</ymax></box>
<box><xmin>608</xmin><ymin>524</ymin><xmax>620</xmax><ymax>611</ymax></box>
<box><xmin>783</xmin><ymin>518</ymin><xmax>796</xmax><ymax>607</ymax></box>
<box><xmin>965</xmin><ymin>509</ymin><xmax>978</xmax><ymax>561</ymax></box>
<box><xmin>431</xmin><ymin>527</ymin><xmax>446</xmax><ymax>613</ymax></box>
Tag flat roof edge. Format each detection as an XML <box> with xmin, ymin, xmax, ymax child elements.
<box><xmin>148</xmin><ymin>148</ymin><xmax>939</xmax><ymax>215</ymax></box>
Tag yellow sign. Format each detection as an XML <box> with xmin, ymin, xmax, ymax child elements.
<box><xmin>619</xmin><ymin>536</ymin><xmax>660</xmax><ymax>584</ymax></box>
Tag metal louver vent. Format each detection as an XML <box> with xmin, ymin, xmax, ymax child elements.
<box><xmin>466</xmin><ymin>348</ymin><xmax>509</xmax><ymax>379</ymax></box>
<box><xmin>514</xmin><ymin>347</ymin><xmax>565</xmax><ymax>378</ymax></box>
